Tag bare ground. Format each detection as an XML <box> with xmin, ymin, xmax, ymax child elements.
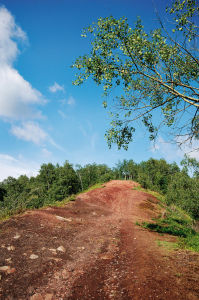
<box><xmin>0</xmin><ymin>180</ymin><xmax>199</xmax><ymax>300</ymax></box>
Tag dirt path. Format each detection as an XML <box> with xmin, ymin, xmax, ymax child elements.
<box><xmin>0</xmin><ymin>180</ymin><xmax>199</xmax><ymax>300</ymax></box>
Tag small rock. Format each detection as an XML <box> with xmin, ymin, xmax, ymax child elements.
<box><xmin>7</xmin><ymin>246</ymin><xmax>15</xmax><ymax>251</ymax></box>
<box><xmin>62</xmin><ymin>269</ymin><xmax>67</xmax><ymax>275</ymax></box>
<box><xmin>30</xmin><ymin>293</ymin><xmax>44</xmax><ymax>300</ymax></box>
<box><xmin>13</xmin><ymin>234</ymin><xmax>20</xmax><ymax>239</ymax></box>
<box><xmin>82</xmin><ymin>247</ymin><xmax>85</xmax><ymax>250</ymax></box>
<box><xmin>0</xmin><ymin>275</ymin><xmax>1</xmax><ymax>280</ymax></box>
<box><xmin>47</xmin><ymin>257</ymin><xmax>61</xmax><ymax>261</ymax></box>
<box><xmin>1</xmin><ymin>245</ymin><xmax>5</xmax><ymax>248</ymax></box>
<box><xmin>0</xmin><ymin>266</ymin><xmax>10</xmax><ymax>271</ymax></box>
<box><xmin>44</xmin><ymin>294</ymin><xmax>53</xmax><ymax>300</ymax></box>
<box><xmin>41</xmin><ymin>247</ymin><xmax>46</xmax><ymax>250</ymax></box>
<box><xmin>7</xmin><ymin>268</ymin><xmax>16</xmax><ymax>274</ymax></box>
<box><xmin>30</xmin><ymin>254</ymin><xmax>38</xmax><ymax>259</ymax></box>
<box><xmin>56</xmin><ymin>216</ymin><xmax>65</xmax><ymax>221</ymax></box>
<box><xmin>49</xmin><ymin>248</ymin><xmax>56</xmax><ymax>252</ymax></box>
<box><xmin>57</xmin><ymin>246</ymin><xmax>66</xmax><ymax>252</ymax></box>
<box><xmin>5</xmin><ymin>258</ymin><xmax>12</xmax><ymax>262</ymax></box>
<box><xmin>56</xmin><ymin>216</ymin><xmax>71</xmax><ymax>222</ymax></box>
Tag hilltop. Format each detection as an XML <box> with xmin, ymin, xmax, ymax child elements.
<box><xmin>0</xmin><ymin>180</ymin><xmax>199</xmax><ymax>300</ymax></box>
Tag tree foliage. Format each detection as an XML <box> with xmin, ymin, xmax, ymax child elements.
<box><xmin>0</xmin><ymin>155</ymin><xmax>199</xmax><ymax>219</ymax></box>
<box><xmin>72</xmin><ymin>0</ymin><xmax>199</xmax><ymax>150</ymax></box>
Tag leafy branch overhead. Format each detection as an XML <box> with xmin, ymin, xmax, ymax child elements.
<box><xmin>72</xmin><ymin>0</ymin><xmax>199</xmax><ymax>150</ymax></box>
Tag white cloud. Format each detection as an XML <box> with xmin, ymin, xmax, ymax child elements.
<box><xmin>49</xmin><ymin>82</ymin><xmax>65</xmax><ymax>93</ymax></box>
<box><xmin>150</xmin><ymin>136</ymin><xmax>199</xmax><ymax>161</ymax></box>
<box><xmin>59</xmin><ymin>99</ymin><xmax>67</xmax><ymax>106</ymax></box>
<box><xmin>0</xmin><ymin>6</ymin><xmax>46</xmax><ymax>120</ymax></box>
<box><xmin>42</xmin><ymin>148</ymin><xmax>52</xmax><ymax>157</ymax></box>
<box><xmin>67</xmin><ymin>96</ymin><xmax>76</xmax><ymax>107</ymax></box>
<box><xmin>58</xmin><ymin>110</ymin><xmax>67</xmax><ymax>118</ymax></box>
<box><xmin>79</xmin><ymin>124</ymin><xmax>87</xmax><ymax>137</ymax></box>
<box><xmin>59</xmin><ymin>97</ymin><xmax>76</xmax><ymax>107</ymax></box>
<box><xmin>0</xmin><ymin>153</ymin><xmax>39</xmax><ymax>182</ymax></box>
<box><xmin>11</xmin><ymin>121</ymin><xmax>63</xmax><ymax>150</ymax></box>
<box><xmin>0</xmin><ymin>6</ymin><xmax>27</xmax><ymax>66</ymax></box>
<box><xmin>78</xmin><ymin>123</ymin><xmax>99</xmax><ymax>150</ymax></box>
<box><xmin>11</xmin><ymin>121</ymin><xmax>48</xmax><ymax>145</ymax></box>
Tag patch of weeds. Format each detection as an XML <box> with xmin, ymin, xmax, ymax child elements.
<box><xmin>157</xmin><ymin>202</ymin><xmax>164</xmax><ymax>209</ymax></box>
<box><xmin>141</xmin><ymin>218</ymin><xmax>193</xmax><ymax>238</ymax></box>
<box><xmin>143</xmin><ymin>189</ymin><xmax>166</xmax><ymax>203</ymax></box>
<box><xmin>147</xmin><ymin>198</ymin><xmax>156</xmax><ymax>204</ymax></box>
<box><xmin>175</xmin><ymin>273</ymin><xmax>182</xmax><ymax>277</ymax></box>
<box><xmin>131</xmin><ymin>185</ymin><xmax>143</xmax><ymax>191</ymax></box>
<box><xmin>67</xmin><ymin>195</ymin><xmax>76</xmax><ymax>202</ymax></box>
<box><xmin>141</xmin><ymin>205</ymin><xmax>199</xmax><ymax>252</ymax></box>
<box><xmin>85</xmin><ymin>183</ymin><xmax>105</xmax><ymax>192</ymax></box>
<box><xmin>157</xmin><ymin>238</ymin><xmax>162</xmax><ymax>247</ymax></box>
<box><xmin>156</xmin><ymin>240</ymin><xmax>178</xmax><ymax>251</ymax></box>
<box><xmin>135</xmin><ymin>221</ymin><xmax>140</xmax><ymax>226</ymax></box>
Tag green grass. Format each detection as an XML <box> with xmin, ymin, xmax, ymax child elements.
<box><xmin>83</xmin><ymin>182</ymin><xmax>106</xmax><ymax>192</ymax></box>
<box><xmin>132</xmin><ymin>185</ymin><xmax>166</xmax><ymax>203</ymax></box>
<box><xmin>136</xmin><ymin>201</ymin><xmax>199</xmax><ymax>252</ymax></box>
<box><xmin>156</xmin><ymin>239</ymin><xmax>178</xmax><ymax>250</ymax></box>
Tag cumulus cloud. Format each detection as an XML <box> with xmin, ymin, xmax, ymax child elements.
<box><xmin>11</xmin><ymin>121</ymin><xmax>63</xmax><ymax>150</ymax></box>
<box><xmin>49</xmin><ymin>82</ymin><xmax>65</xmax><ymax>93</ymax></box>
<box><xmin>0</xmin><ymin>6</ymin><xmax>27</xmax><ymax>66</ymax></box>
<box><xmin>11</xmin><ymin>121</ymin><xmax>48</xmax><ymax>145</ymax></box>
<box><xmin>0</xmin><ymin>67</ymin><xmax>46</xmax><ymax>119</ymax></box>
<box><xmin>0</xmin><ymin>6</ymin><xmax>46</xmax><ymax>119</ymax></box>
<box><xmin>0</xmin><ymin>153</ymin><xmax>39</xmax><ymax>182</ymax></box>
<box><xmin>0</xmin><ymin>6</ymin><xmax>46</xmax><ymax>120</ymax></box>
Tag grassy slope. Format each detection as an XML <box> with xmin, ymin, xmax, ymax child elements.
<box><xmin>1</xmin><ymin>181</ymin><xmax>199</xmax><ymax>253</ymax></box>
<box><xmin>133</xmin><ymin>185</ymin><xmax>199</xmax><ymax>253</ymax></box>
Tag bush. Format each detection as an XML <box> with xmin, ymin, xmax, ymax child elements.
<box><xmin>166</xmin><ymin>172</ymin><xmax>199</xmax><ymax>219</ymax></box>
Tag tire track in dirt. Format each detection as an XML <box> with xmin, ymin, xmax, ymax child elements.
<box><xmin>0</xmin><ymin>180</ymin><xmax>199</xmax><ymax>299</ymax></box>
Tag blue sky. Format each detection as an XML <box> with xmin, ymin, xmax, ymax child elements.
<box><xmin>0</xmin><ymin>0</ymin><xmax>198</xmax><ymax>181</ymax></box>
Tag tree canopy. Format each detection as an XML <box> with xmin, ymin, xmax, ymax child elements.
<box><xmin>72</xmin><ymin>0</ymin><xmax>199</xmax><ymax>150</ymax></box>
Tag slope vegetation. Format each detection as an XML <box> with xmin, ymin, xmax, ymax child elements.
<box><xmin>0</xmin><ymin>180</ymin><xmax>199</xmax><ymax>300</ymax></box>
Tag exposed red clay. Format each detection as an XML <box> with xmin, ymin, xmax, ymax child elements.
<box><xmin>0</xmin><ymin>180</ymin><xmax>199</xmax><ymax>300</ymax></box>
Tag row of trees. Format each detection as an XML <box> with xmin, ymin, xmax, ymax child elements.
<box><xmin>0</xmin><ymin>161</ymin><xmax>113</xmax><ymax>213</ymax></box>
<box><xmin>0</xmin><ymin>156</ymin><xmax>199</xmax><ymax>218</ymax></box>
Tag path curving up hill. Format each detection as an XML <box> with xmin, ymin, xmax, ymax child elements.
<box><xmin>0</xmin><ymin>180</ymin><xmax>199</xmax><ymax>300</ymax></box>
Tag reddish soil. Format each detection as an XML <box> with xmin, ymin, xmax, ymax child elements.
<box><xmin>0</xmin><ymin>180</ymin><xmax>199</xmax><ymax>300</ymax></box>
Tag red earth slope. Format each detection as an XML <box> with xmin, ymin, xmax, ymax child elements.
<box><xmin>0</xmin><ymin>180</ymin><xmax>199</xmax><ymax>300</ymax></box>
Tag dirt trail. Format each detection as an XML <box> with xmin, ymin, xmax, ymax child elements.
<box><xmin>0</xmin><ymin>180</ymin><xmax>199</xmax><ymax>300</ymax></box>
